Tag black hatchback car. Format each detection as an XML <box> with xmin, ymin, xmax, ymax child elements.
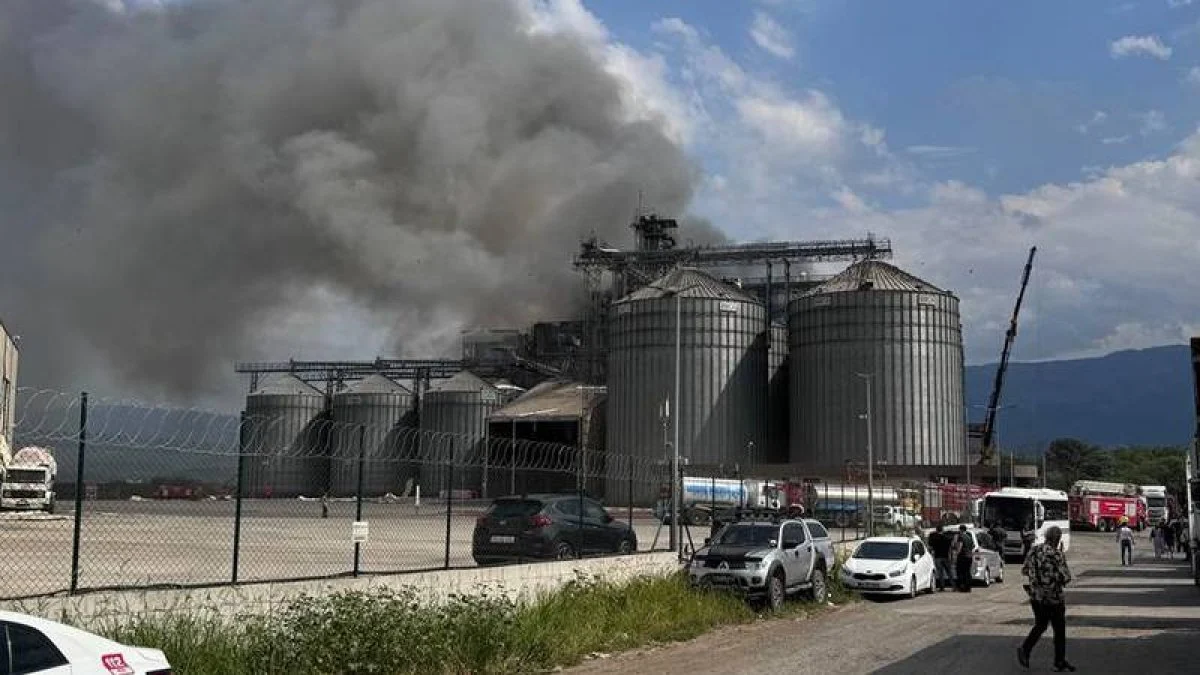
<box><xmin>471</xmin><ymin>494</ymin><xmax>637</xmax><ymax>565</ymax></box>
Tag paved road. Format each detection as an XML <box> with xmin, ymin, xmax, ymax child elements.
<box><xmin>566</xmin><ymin>532</ymin><xmax>1199</xmax><ymax>674</ymax></box>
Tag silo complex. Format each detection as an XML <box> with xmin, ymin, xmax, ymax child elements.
<box><xmin>766</xmin><ymin>322</ymin><xmax>789</xmax><ymax>464</ymax></box>
<box><xmin>788</xmin><ymin>260</ymin><xmax>964</xmax><ymax>469</ymax></box>
<box><xmin>242</xmin><ymin>375</ymin><xmax>329</xmax><ymax>498</ymax></box>
<box><xmin>606</xmin><ymin>267</ymin><xmax>767</xmax><ymax>501</ymax></box>
<box><xmin>330</xmin><ymin>374</ymin><xmax>416</xmax><ymax>498</ymax></box>
<box><xmin>419</xmin><ymin>370</ymin><xmax>501</xmax><ymax>497</ymax></box>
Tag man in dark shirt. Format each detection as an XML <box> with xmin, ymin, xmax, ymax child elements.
<box><xmin>929</xmin><ymin>524</ymin><xmax>953</xmax><ymax>591</ymax></box>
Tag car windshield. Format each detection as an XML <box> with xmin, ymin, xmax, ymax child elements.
<box><xmin>4</xmin><ymin>469</ymin><xmax>46</xmax><ymax>483</ymax></box>
<box><xmin>713</xmin><ymin>524</ymin><xmax>777</xmax><ymax>547</ymax></box>
<box><xmin>854</xmin><ymin>541</ymin><xmax>908</xmax><ymax>560</ymax></box>
<box><xmin>982</xmin><ymin>496</ymin><xmax>1033</xmax><ymax>530</ymax></box>
<box><xmin>1146</xmin><ymin>497</ymin><xmax>1166</xmax><ymax>508</ymax></box>
<box><xmin>872</xmin><ymin>507</ymin><xmax>891</xmax><ymax>515</ymax></box>
<box><xmin>487</xmin><ymin>499</ymin><xmax>543</xmax><ymax>518</ymax></box>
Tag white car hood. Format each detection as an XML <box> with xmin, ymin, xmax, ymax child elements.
<box><xmin>844</xmin><ymin>558</ymin><xmax>908</xmax><ymax>575</ymax></box>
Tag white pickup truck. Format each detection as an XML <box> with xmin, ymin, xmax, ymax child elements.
<box><xmin>872</xmin><ymin>505</ymin><xmax>918</xmax><ymax>530</ymax></box>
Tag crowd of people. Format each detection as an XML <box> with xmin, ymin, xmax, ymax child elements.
<box><xmin>1114</xmin><ymin>516</ymin><xmax>1190</xmax><ymax>563</ymax></box>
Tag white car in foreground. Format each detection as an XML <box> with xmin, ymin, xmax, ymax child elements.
<box><xmin>0</xmin><ymin>610</ymin><xmax>171</xmax><ymax>674</ymax></box>
<box><xmin>840</xmin><ymin>536</ymin><xmax>935</xmax><ymax>598</ymax></box>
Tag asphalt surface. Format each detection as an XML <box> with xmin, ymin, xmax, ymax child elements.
<box><xmin>565</xmin><ymin>532</ymin><xmax>1200</xmax><ymax>674</ymax></box>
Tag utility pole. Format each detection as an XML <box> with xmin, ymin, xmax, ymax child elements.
<box><xmin>673</xmin><ymin>292</ymin><xmax>682</xmax><ymax>556</ymax></box>
<box><xmin>856</xmin><ymin>373</ymin><xmax>875</xmax><ymax>538</ymax></box>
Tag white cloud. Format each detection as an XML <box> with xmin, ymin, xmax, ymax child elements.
<box><xmin>905</xmin><ymin>145</ymin><xmax>977</xmax><ymax>160</ymax></box>
<box><xmin>1076</xmin><ymin>110</ymin><xmax>1108</xmax><ymax>134</ymax></box>
<box><xmin>736</xmin><ymin>93</ymin><xmax>846</xmax><ymax>153</ymax></box>
<box><xmin>1138</xmin><ymin>110</ymin><xmax>1167</xmax><ymax>136</ymax></box>
<box><xmin>1168</xmin><ymin>0</ymin><xmax>1194</xmax><ymax>8</ymax></box>
<box><xmin>1102</xmin><ymin>135</ymin><xmax>1132</xmax><ymax>144</ymax></box>
<box><xmin>749</xmin><ymin>12</ymin><xmax>795</xmax><ymax>60</ymax></box>
<box><xmin>1109</xmin><ymin>35</ymin><xmax>1173</xmax><ymax>60</ymax></box>
<box><xmin>1185</xmin><ymin>66</ymin><xmax>1200</xmax><ymax>87</ymax></box>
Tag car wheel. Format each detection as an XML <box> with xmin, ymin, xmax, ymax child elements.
<box><xmin>983</xmin><ymin>567</ymin><xmax>992</xmax><ymax>587</ymax></box>
<box><xmin>927</xmin><ymin>571</ymin><xmax>936</xmax><ymax>594</ymax></box>
<box><xmin>996</xmin><ymin>563</ymin><xmax>1004</xmax><ymax>583</ymax></box>
<box><xmin>616</xmin><ymin>537</ymin><xmax>634</xmax><ymax>555</ymax></box>
<box><xmin>767</xmin><ymin>572</ymin><xmax>786</xmax><ymax>612</ymax></box>
<box><xmin>909</xmin><ymin>575</ymin><xmax>917</xmax><ymax>599</ymax></box>
<box><xmin>553</xmin><ymin>541</ymin><xmax>575</xmax><ymax>560</ymax></box>
<box><xmin>808</xmin><ymin>569</ymin><xmax>828</xmax><ymax>603</ymax></box>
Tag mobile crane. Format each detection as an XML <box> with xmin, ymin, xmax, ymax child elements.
<box><xmin>979</xmin><ymin>247</ymin><xmax>1037</xmax><ymax>466</ymax></box>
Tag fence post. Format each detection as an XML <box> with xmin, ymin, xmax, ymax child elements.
<box><xmin>353</xmin><ymin>425</ymin><xmax>365</xmax><ymax>578</ymax></box>
<box><xmin>627</xmin><ymin>458</ymin><xmax>633</xmax><ymax>529</ymax></box>
<box><xmin>232</xmin><ymin>411</ymin><xmax>246</xmax><ymax>584</ymax></box>
<box><xmin>577</xmin><ymin>478</ymin><xmax>584</xmax><ymax>560</ymax></box>
<box><xmin>69</xmin><ymin>392</ymin><xmax>88</xmax><ymax>595</ymax></box>
<box><xmin>444</xmin><ymin>438</ymin><xmax>453</xmax><ymax>570</ymax></box>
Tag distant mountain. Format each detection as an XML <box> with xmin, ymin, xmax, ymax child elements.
<box><xmin>965</xmin><ymin>344</ymin><xmax>1193</xmax><ymax>450</ymax></box>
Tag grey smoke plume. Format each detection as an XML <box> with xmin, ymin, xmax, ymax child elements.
<box><xmin>0</xmin><ymin>0</ymin><xmax>716</xmax><ymax>401</ymax></box>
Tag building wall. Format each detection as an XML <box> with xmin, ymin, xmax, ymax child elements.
<box><xmin>0</xmin><ymin>320</ymin><xmax>17</xmax><ymax>451</ymax></box>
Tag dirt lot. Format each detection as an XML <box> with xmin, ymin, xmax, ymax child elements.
<box><xmin>566</xmin><ymin>532</ymin><xmax>1200</xmax><ymax>674</ymax></box>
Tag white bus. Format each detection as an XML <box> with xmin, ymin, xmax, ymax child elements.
<box><xmin>980</xmin><ymin>487</ymin><xmax>1070</xmax><ymax>560</ymax></box>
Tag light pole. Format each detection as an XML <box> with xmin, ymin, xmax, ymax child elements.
<box><xmin>856</xmin><ymin>372</ymin><xmax>875</xmax><ymax>538</ymax></box>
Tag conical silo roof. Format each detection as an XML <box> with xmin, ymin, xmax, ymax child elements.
<box><xmin>617</xmin><ymin>267</ymin><xmax>759</xmax><ymax>303</ymax></box>
<box><xmin>339</xmin><ymin>373</ymin><xmax>410</xmax><ymax>395</ymax></box>
<box><xmin>803</xmin><ymin>260</ymin><xmax>945</xmax><ymax>296</ymax></box>
<box><xmin>251</xmin><ymin>374</ymin><xmax>323</xmax><ymax>396</ymax></box>
<box><xmin>427</xmin><ymin>370</ymin><xmax>496</xmax><ymax>393</ymax></box>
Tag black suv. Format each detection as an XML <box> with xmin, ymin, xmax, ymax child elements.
<box><xmin>471</xmin><ymin>494</ymin><xmax>637</xmax><ymax>565</ymax></box>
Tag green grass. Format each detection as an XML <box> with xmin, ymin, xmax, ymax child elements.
<box><xmin>93</xmin><ymin>571</ymin><xmax>854</xmax><ymax>675</ymax></box>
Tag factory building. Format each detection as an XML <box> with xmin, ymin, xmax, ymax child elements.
<box><xmin>787</xmin><ymin>260</ymin><xmax>965</xmax><ymax>473</ymax></box>
<box><xmin>0</xmin><ymin>319</ymin><xmax>17</xmax><ymax>458</ymax></box>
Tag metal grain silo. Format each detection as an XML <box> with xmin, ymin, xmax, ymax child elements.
<box><xmin>242</xmin><ymin>375</ymin><xmax>329</xmax><ymax>498</ymax></box>
<box><xmin>766</xmin><ymin>322</ymin><xmax>789</xmax><ymax>464</ymax></box>
<box><xmin>788</xmin><ymin>260</ymin><xmax>964</xmax><ymax>469</ymax></box>
<box><xmin>606</xmin><ymin>267</ymin><xmax>767</xmax><ymax>502</ymax></box>
<box><xmin>330</xmin><ymin>374</ymin><xmax>416</xmax><ymax>498</ymax></box>
<box><xmin>419</xmin><ymin>370</ymin><xmax>501</xmax><ymax>498</ymax></box>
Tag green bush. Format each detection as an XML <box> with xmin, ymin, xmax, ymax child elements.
<box><xmin>98</xmin><ymin>571</ymin><xmax>850</xmax><ymax>675</ymax></box>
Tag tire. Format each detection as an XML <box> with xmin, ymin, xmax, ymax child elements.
<box><xmin>983</xmin><ymin>567</ymin><xmax>992</xmax><ymax>587</ymax></box>
<box><xmin>553</xmin><ymin>541</ymin><xmax>575</xmax><ymax>560</ymax></box>
<box><xmin>927</xmin><ymin>571</ymin><xmax>936</xmax><ymax>594</ymax></box>
<box><xmin>834</xmin><ymin>512</ymin><xmax>850</xmax><ymax>528</ymax></box>
<box><xmin>808</xmin><ymin>568</ymin><xmax>828</xmax><ymax>603</ymax></box>
<box><xmin>616</xmin><ymin>538</ymin><xmax>634</xmax><ymax>555</ymax></box>
<box><xmin>766</xmin><ymin>572</ymin><xmax>786</xmax><ymax>612</ymax></box>
<box><xmin>909</xmin><ymin>575</ymin><xmax>917</xmax><ymax>599</ymax></box>
<box><xmin>996</xmin><ymin>563</ymin><xmax>1005</xmax><ymax>583</ymax></box>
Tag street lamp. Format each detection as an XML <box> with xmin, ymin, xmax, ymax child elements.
<box><xmin>855</xmin><ymin>372</ymin><xmax>875</xmax><ymax>538</ymax></box>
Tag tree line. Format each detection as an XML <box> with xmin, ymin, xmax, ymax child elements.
<box><xmin>1043</xmin><ymin>438</ymin><xmax>1186</xmax><ymax>498</ymax></box>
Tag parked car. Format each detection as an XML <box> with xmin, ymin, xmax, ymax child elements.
<box><xmin>0</xmin><ymin>610</ymin><xmax>172</xmax><ymax>674</ymax></box>
<box><xmin>840</xmin><ymin>536</ymin><xmax>935</xmax><ymax>598</ymax></box>
<box><xmin>471</xmin><ymin>494</ymin><xmax>637</xmax><ymax>565</ymax></box>
<box><xmin>957</xmin><ymin>527</ymin><xmax>1006</xmax><ymax>586</ymax></box>
<box><xmin>871</xmin><ymin>505</ymin><xmax>918</xmax><ymax>531</ymax></box>
<box><xmin>686</xmin><ymin>516</ymin><xmax>836</xmax><ymax>611</ymax></box>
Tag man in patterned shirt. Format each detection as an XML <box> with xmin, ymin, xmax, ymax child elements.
<box><xmin>1017</xmin><ymin>526</ymin><xmax>1075</xmax><ymax>672</ymax></box>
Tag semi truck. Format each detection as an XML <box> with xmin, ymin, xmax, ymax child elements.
<box><xmin>656</xmin><ymin>476</ymin><xmax>786</xmax><ymax>524</ymax></box>
<box><xmin>0</xmin><ymin>446</ymin><xmax>58</xmax><ymax>513</ymax></box>
<box><xmin>1141</xmin><ymin>485</ymin><xmax>1169</xmax><ymax>525</ymax></box>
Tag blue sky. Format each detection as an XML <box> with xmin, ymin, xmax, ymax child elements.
<box><xmin>535</xmin><ymin>0</ymin><xmax>1200</xmax><ymax>365</ymax></box>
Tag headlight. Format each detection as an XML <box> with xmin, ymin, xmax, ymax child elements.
<box><xmin>888</xmin><ymin>569</ymin><xmax>906</xmax><ymax>578</ymax></box>
<box><xmin>744</xmin><ymin>558</ymin><xmax>763</xmax><ymax>570</ymax></box>
<box><xmin>689</xmin><ymin>557</ymin><xmax>706</xmax><ymax>568</ymax></box>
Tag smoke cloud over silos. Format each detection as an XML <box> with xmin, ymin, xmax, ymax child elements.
<box><xmin>0</xmin><ymin>0</ymin><xmax>713</xmax><ymax>401</ymax></box>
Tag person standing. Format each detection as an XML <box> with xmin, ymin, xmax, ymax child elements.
<box><xmin>1116</xmin><ymin>521</ymin><xmax>1135</xmax><ymax>566</ymax></box>
<box><xmin>1152</xmin><ymin>523</ymin><xmax>1165</xmax><ymax>559</ymax></box>
<box><xmin>930</xmin><ymin>524</ymin><xmax>953</xmax><ymax>591</ymax></box>
<box><xmin>1163</xmin><ymin>521</ymin><xmax>1175</xmax><ymax>560</ymax></box>
<box><xmin>988</xmin><ymin>520</ymin><xmax>1008</xmax><ymax>554</ymax></box>
<box><xmin>952</xmin><ymin>524</ymin><xmax>973</xmax><ymax>593</ymax></box>
<box><xmin>1173</xmin><ymin>519</ymin><xmax>1185</xmax><ymax>555</ymax></box>
<box><xmin>1018</xmin><ymin>525</ymin><xmax>1074</xmax><ymax>672</ymax></box>
<box><xmin>321</xmin><ymin>492</ymin><xmax>330</xmax><ymax>519</ymax></box>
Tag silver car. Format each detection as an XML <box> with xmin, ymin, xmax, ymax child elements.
<box><xmin>957</xmin><ymin>527</ymin><xmax>1006</xmax><ymax>586</ymax></box>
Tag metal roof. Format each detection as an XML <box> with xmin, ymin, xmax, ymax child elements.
<box><xmin>338</xmin><ymin>374</ymin><xmax>410</xmax><ymax>395</ymax></box>
<box><xmin>489</xmin><ymin>380</ymin><xmax>606</xmax><ymax>423</ymax></box>
<box><xmin>426</xmin><ymin>370</ymin><xmax>496</xmax><ymax>394</ymax></box>
<box><xmin>617</xmin><ymin>267</ymin><xmax>759</xmax><ymax>303</ymax></box>
<box><xmin>251</xmin><ymin>374</ymin><xmax>324</xmax><ymax>397</ymax></box>
<box><xmin>803</xmin><ymin>260</ymin><xmax>946</xmax><ymax>296</ymax></box>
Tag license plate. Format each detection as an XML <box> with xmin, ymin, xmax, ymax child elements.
<box><xmin>490</xmin><ymin>535</ymin><xmax>515</xmax><ymax>544</ymax></box>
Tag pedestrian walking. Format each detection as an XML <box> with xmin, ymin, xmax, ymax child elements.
<box><xmin>930</xmin><ymin>524</ymin><xmax>953</xmax><ymax>591</ymax></box>
<box><xmin>1116</xmin><ymin>520</ymin><xmax>1134</xmax><ymax>566</ymax></box>
<box><xmin>1017</xmin><ymin>525</ymin><xmax>1074</xmax><ymax>672</ymax></box>
<box><xmin>1173</xmin><ymin>519</ymin><xmax>1185</xmax><ymax>555</ymax></box>
<box><xmin>1021</xmin><ymin>518</ymin><xmax>1036</xmax><ymax>560</ymax></box>
<box><xmin>952</xmin><ymin>524</ymin><xmax>973</xmax><ymax>592</ymax></box>
<box><xmin>321</xmin><ymin>492</ymin><xmax>330</xmax><ymax>519</ymax></box>
<box><xmin>988</xmin><ymin>520</ymin><xmax>1008</xmax><ymax>554</ymax></box>
<box><xmin>1163</xmin><ymin>521</ymin><xmax>1175</xmax><ymax>559</ymax></box>
<box><xmin>1152</xmin><ymin>523</ymin><xmax>1164</xmax><ymax>559</ymax></box>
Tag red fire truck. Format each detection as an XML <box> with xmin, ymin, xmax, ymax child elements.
<box><xmin>1069</xmin><ymin>493</ymin><xmax>1145</xmax><ymax>531</ymax></box>
<box><xmin>920</xmin><ymin>482</ymin><xmax>988</xmax><ymax>526</ymax></box>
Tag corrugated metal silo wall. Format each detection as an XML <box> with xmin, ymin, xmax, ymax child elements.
<box><xmin>242</xmin><ymin>393</ymin><xmax>329</xmax><ymax>498</ymax></box>
<box><xmin>788</xmin><ymin>290</ymin><xmax>964</xmax><ymax>468</ymax></box>
<box><xmin>330</xmin><ymin>392</ymin><xmax>416</xmax><ymax>498</ymax></box>
<box><xmin>419</xmin><ymin>392</ymin><xmax>499</xmax><ymax>498</ymax></box>
<box><xmin>767</xmin><ymin>323</ymin><xmax>789</xmax><ymax>464</ymax></box>
<box><xmin>606</xmin><ymin>296</ymin><xmax>767</xmax><ymax>505</ymax></box>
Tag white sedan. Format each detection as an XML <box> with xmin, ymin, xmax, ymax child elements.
<box><xmin>839</xmin><ymin>536</ymin><xmax>936</xmax><ymax>598</ymax></box>
<box><xmin>0</xmin><ymin>610</ymin><xmax>171</xmax><ymax>674</ymax></box>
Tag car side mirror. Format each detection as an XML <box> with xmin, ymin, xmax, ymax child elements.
<box><xmin>911</xmin><ymin>555</ymin><xmax>919</xmax><ymax>563</ymax></box>
<box><xmin>603</xmin><ymin>513</ymin><xmax>614</xmax><ymax>523</ymax></box>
